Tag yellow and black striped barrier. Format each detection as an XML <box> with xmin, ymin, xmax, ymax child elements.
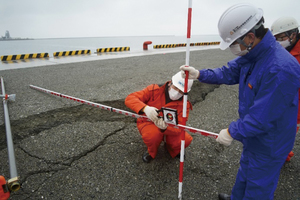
<box><xmin>153</xmin><ymin>44</ymin><xmax>177</xmax><ymax>49</ymax></box>
<box><xmin>153</xmin><ymin>41</ymin><xmax>220</xmax><ymax>49</ymax></box>
<box><xmin>1</xmin><ymin>53</ymin><xmax>49</xmax><ymax>61</ymax></box>
<box><xmin>193</xmin><ymin>41</ymin><xmax>220</xmax><ymax>46</ymax></box>
<box><xmin>53</xmin><ymin>49</ymin><xmax>91</xmax><ymax>57</ymax></box>
<box><xmin>176</xmin><ymin>43</ymin><xmax>187</xmax><ymax>47</ymax></box>
<box><xmin>97</xmin><ymin>47</ymin><xmax>130</xmax><ymax>53</ymax></box>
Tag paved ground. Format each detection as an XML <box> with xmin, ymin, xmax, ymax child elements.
<box><xmin>0</xmin><ymin>49</ymin><xmax>299</xmax><ymax>199</ymax></box>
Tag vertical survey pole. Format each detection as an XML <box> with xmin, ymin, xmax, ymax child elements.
<box><xmin>1</xmin><ymin>77</ymin><xmax>20</xmax><ymax>192</ymax></box>
<box><xmin>178</xmin><ymin>0</ymin><xmax>192</xmax><ymax>199</ymax></box>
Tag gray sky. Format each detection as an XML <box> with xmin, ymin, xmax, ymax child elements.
<box><xmin>1</xmin><ymin>0</ymin><xmax>299</xmax><ymax>39</ymax></box>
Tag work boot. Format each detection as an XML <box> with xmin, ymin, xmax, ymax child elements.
<box><xmin>142</xmin><ymin>150</ymin><xmax>153</xmax><ymax>163</ymax></box>
<box><xmin>218</xmin><ymin>193</ymin><xmax>231</xmax><ymax>200</ymax></box>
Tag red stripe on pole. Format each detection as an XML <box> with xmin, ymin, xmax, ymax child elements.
<box><xmin>187</xmin><ymin>8</ymin><xmax>192</xmax><ymax>39</ymax></box>
<box><xmin>179</xmin><ymin>162</ymin><xmax>184</xmax><ymax>182</ymax></box>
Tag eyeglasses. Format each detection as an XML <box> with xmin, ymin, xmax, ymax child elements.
<box><xmin>275</xmin><ymin>32</ymin><xmax>289</xmax><ymax>41</ymax></box>
<box><xmin>275</xmin><ymin>35</ymin><xmax>289</xmax><ymax>41</ymax></box>
<box><xmin>230</xmin><ymin>34</ymin><xmax>248</xmax><ymax>47</ymax></box>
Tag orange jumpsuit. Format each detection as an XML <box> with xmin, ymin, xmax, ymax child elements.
<box><xmin>125</xmin><ymin>81</ymin><xmax>193</xmax><ymax>158</ymax></box>
<box><xmin>290</xmin><ymin>39</ymin><xmax>300</xmax><ymax>133</ymax></box>
<box><xmin>290</xmin><ymin>38</ymin><xmax>300</xmax><ymax>63</ymax></box>
<box><xmin>0</xmin><ymin>176</ymin><xmax>10</xmax><ymax>200</ymax></box>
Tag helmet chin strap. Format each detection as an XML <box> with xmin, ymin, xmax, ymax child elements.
<box><xmin>236</xmin><ymin>36</ymin><xmax>253</xmax><ymax>51</ymax></box>
<box><xmin>287</xmin><ymin>31</ymin><xmax>297</xmax><ymax>44</ymax></box>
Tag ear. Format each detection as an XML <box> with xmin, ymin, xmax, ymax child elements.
<box><xmin>291</xmin><ymin>32</ymin><xmax>297</xmax><ymax>40</ymax></box>
<box><xmin>247</xmin><ymin>32</ymin><xmax>256</xmax><ymax>42</ymax></box>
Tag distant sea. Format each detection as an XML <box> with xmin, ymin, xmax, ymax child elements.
<box><xmin>0</xmin><ymin>35</ymin><xmax>221</xmax><ymax>57</ymax></box>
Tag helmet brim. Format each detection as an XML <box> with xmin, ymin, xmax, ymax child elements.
<box><xmin>219</xmin><ymin>40</ymin><xmax>231</xmax><ymax>50</ymax></box>
<box><xmin>172</xmin><ymin>72</ymin><xmax>193</xmax><ymax>92</ymax></box>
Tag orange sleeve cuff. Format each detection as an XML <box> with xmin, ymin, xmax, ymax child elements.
<box><xmin>141</xmin><ymin>106</ymin><xmax>147</xmax><ymax>113</ymax></box>
<box><xmin>226</xmin><ymin>128</ymin><xmax>231</xmax><ymax>136</ymax></box>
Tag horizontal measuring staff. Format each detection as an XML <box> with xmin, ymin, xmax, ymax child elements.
<box><xmin>29</xmin><ymin>85</ymin><xmax>147</xmax><ymax>120</ymax></box>
<box><xmin>29</xmin><ymin>84</ymin><xmax>218</xmax><ymax>139</ymax></box>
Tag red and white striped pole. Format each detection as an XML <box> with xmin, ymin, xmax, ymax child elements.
<box><xmin>178</xmin><ymin>0</ymin><xmax>192</xmax><ymax>199</ymax></box>
<box><xmin>30</xmin><ymin>84</ymin><xmax>218</xmax><ymax>137</ymax></box>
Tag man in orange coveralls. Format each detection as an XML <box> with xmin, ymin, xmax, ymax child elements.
<box><xmin>271</xmin><ymin>16</ymin><xmax>300</xmax><ymax>161</ymax></box>
<box><xmin>125</xmin><ymin>72</ymin><xmax>194</xmax><ymax>163</ymax></box>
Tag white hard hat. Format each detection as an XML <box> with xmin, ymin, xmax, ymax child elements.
<box><xmin>218</xmin><ymin>3</ymin><xmax>264</xmax><ymax>50</ymax></box>
<box><xmin>172</xmin><ymin>72</ymin><xmax>193</xmax><ymax>92</ymax></box>
<box><xmin>271</xmin><ymin>16</ymin><xmax>299</xmax><ymax>36</ymax></box>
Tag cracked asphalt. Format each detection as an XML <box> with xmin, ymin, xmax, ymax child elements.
<box><xmin>0</xmin><ymin>49</ymin><xmax>299</xmax><ymax>199</ymax></box>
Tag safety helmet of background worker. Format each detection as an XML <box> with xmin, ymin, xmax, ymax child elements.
<box><xmin>218</xmin><ymin>3</ymin><xmax>264</xmax><ymax>50</ymax></box>
<box><xmin>172</xmin><ymin>71</ymin><xmax>193</xmax><ymax>92</ymax></box>
<box><xmin>271</xmin><ymin>16</ymin><xmax>299</xmax><ymax>36</ymax></box>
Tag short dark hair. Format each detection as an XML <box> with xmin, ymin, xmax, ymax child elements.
<box><xmin>253</xmin><ymin>17</ymin><xmax>267</xmax><ymax>39</ymax></box>
<box><xmin>240</xmin><ymin>17</ymin><xmax>266</xmax><ymax>40</ymax></box>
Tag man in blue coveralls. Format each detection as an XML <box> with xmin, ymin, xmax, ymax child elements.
<box><xmin>180</xmin><ymin>3</ymin><xmax>300</xmax><ymax>200</ymax></box>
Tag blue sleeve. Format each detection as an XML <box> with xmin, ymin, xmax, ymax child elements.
<box><xmin>198</xmin><ymin>58</ymin><xmax>241</xmax><ymax>85</ymax></box>
<box><xmin>229</xmin><ymin>70</ymin><xmax>299</xmax><ymax>140</ymax></box>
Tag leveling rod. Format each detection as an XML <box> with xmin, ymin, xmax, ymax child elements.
<box><xmin>29</xmin><ymin>85</ymin><xmax>218</xmax><ymax>139</ymax></box>
<box><xmin>179</xmin><ymin>0</ymin><xmax>193</xmax><ymax>198</ymax></box>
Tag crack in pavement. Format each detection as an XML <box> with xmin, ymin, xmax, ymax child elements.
<box><xmin>18</xmin><ymin>124</ymin><xmax>128</xmax><ymax>185</ymax></box>
<box><xmin>0</xmin><ymin>100</ymin><xmax>134</xmax><ymax>151</ymax></box>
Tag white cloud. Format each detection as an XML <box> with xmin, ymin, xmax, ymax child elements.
<box><xmin>0</xmin><ymin>0</ymin><xmax>299</xmax><ymax>38</ymax></box>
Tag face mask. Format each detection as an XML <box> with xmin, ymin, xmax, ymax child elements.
<box><xmin>278</xmin><ymin>39</ymin><xmax>291</xmax><ymax>48</ymax></box>
<box><xmin>169</xmin><ymin>87</ymin><xmax>183</xmax><ymax>100</ymax></box>
<box><xmin>229</xmin><ymin>43</ymin><xmax>249</xmax><ymax>56</ymax></box>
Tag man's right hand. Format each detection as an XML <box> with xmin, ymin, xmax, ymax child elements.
<box><xmin>143</xmin><ymin>106</ymin><xmax>159</xmax><ymax>122</ymax></box>
<box><xmin>179</xmin><ymin>65</ymin><xmax>200</xmax><ymax>80</ymax></box>
<box><xmin>216</xmin><ymin>129</ymin><xmax>233</xmax><ymax>146</ymax></box>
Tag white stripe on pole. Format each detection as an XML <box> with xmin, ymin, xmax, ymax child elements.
<box><xmin>180</xmin><ymin>142</ymin><xmax>185</xmax><ymax>162</ymax></box>
<box><xmin>178</xmin><ymin>182</ymin><xmax>183</xmax><ymax>198</ymax></box>
<box><xmin>185</xmin><ymin>38</ymin><xmax>191</xmax><ymax>67</ymax></box>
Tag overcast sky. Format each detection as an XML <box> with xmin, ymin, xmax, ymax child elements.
<box><xmin>1</xmin><ymin>0</ymin><xmax>299</xmax><ymax>39</ymax></box>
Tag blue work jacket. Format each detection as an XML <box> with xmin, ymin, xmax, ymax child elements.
<box><xmin>199</xmin><ymin>30</ymin><xmax>300</xmax><ymax>158</ymax></box>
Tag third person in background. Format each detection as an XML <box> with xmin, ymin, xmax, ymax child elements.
<box><xmin>271</xmin><ymin>16</ymin><xmax>300</xmax><ymax>162</ymax></box>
